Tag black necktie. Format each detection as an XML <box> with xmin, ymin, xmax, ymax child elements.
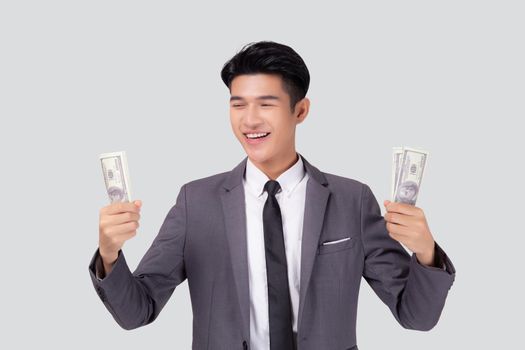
<box><xmin>263</xmin><ymin>180</ymin><xmax>294</xmax><ymax>350</ymax></box>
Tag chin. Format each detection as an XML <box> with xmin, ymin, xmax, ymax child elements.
<box><xmin>244</xmin><ymin>149</ymin><xmax>272</xmax><ymax>164</ymax></box>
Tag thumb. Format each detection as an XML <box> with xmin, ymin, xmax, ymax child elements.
<box><xmin>133</xmin><ymin>199</ymin><xmax>142</xmax><ymax>208</ymax></box>
<box><xmin>383</xmin><ymin>199</ymin><xmax>391</xmax><ymax>206</ymax></box>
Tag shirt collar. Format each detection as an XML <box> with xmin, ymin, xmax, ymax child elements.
<box><xmin>244</xmin><ymin>153</ymin><xmax>306</xmax><ymax>198</ymax></box>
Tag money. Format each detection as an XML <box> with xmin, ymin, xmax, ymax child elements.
<box><xmin>391</xmin><ymin>147</ymin><xmax>404</xmax><ymax>200</ymax></box>
<box><xmin>100</xmin><ymin>151</ymin><xmax>133</xmax><ymax>203</ymax></box>
<box><xmin>391</xmin><ymin>147</ymin><xmax>428</xmax><ymax>205</ymax></box>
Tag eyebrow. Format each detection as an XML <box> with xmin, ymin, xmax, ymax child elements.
<box><xmin>230</xmin><ymin>95</ymin><xmax>280</xmax><ymax>102</ymax></box>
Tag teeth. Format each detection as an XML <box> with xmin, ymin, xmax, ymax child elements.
<box><xmin>246</xmin><ymin>132</ymin><xmax>269</xmax><ymax>139</ymax></box>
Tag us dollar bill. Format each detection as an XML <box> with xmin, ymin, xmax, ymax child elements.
<box><xmin>391</xmin><ymin>147</ymin><xmax>404</xmax><ymax>199</ymax></box>
<box><xmin>392</xmin><ymin>147</ymin><xmax>428</xmax><ymax>205</ymax></box>
<box><xmin>99</xmin><ymin>151</ymin><xmax>132</xmax><ymax>203</ymax></box>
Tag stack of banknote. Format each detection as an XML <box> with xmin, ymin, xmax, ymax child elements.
<box><xmin>391</xmin><ymin>147</ymin><xmax>429</xmax><ymax>205</ymax></box>
<box><xmin>100</xmin><ymin>151</ymin><xmax>132</xmax><ymax>203</ymax></box>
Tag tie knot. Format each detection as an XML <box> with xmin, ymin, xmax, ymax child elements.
<box><xmin>264</xmin><ymin>180</ymin><xmax>281</xmax><ymax>196</ymax></box>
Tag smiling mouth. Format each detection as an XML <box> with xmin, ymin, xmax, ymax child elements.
<box><xmin>244</xmin><ymin>132</ymin><xmax>270</xmax><ymax>140</ymax></box>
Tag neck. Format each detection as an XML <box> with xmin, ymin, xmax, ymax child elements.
<box><xmin>250</xmin><ymin>150</ymin><xmax>299</xmax><ymax>180</ymax></box>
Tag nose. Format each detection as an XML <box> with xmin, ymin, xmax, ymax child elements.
<box><xmin>242</xmin><ymin>104</ymin><xmax>264</xmax><ymax>127</ymax></box>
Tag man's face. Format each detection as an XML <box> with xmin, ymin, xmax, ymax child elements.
<box><xmin>229</xmin><ymin>73</ymin><xmax>307</xmax><ymax>165</ymax></box>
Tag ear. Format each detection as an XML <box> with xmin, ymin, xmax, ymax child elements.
<box><xmin>295</xmin><ymin>97</ymin><xmax>310</xmax><ymax>125</ymax></box>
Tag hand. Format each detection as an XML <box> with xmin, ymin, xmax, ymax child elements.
<box><xmin>98</xmin><ymin>199</ymin><xmax>142</xmax><ymax>264</ymax></box>
<box><xmin>383</xmin><ymin>200</ymin><xmax>436</xmax><ymax>266</ymax></box>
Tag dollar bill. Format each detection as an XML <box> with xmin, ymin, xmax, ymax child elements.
<box><xmin>392</xmin><ymin>147</ymin><xmax>428</xmax><ymax>205</ymax></box>
<box><xmin>391</xmin><ymin>147</ymin><xmax>404</xmax><ymax>200</ymax></box>
<box><xmin>100</xmin><ymin>151</ymin><xmax>132</xmax><ymax>203</ymax></box>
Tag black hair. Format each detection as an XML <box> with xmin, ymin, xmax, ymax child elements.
<box><xmin>220</xmin><ymin>40</ymin><xmax>310</xmax><ymax>112</ymax></box>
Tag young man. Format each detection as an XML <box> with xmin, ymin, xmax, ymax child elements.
<box><xmin>89</xmin><ymin>41</ymin><xmax>456</xmax><ymax>350</ymax></box>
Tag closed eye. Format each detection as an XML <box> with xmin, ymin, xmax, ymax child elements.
<box><xmin>231</xmin><ymin>104</ymin><xmax>274</xmax><ymax>107</ymax></box>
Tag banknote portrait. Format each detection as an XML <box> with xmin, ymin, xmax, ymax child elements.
<box><xmin>395</xmin><ymin>180</ymin><xmax>419</xmax><ymax>205</ymax></box>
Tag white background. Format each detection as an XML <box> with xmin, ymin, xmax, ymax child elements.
<box><xmin>1</xmin><ymin>1</ymin><xmax>523</xmax><ymax>348</ymax></box>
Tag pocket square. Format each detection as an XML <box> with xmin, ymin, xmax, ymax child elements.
<box><xmin>322</xmin><ymin>237</ymin><xmax>352</xmax><ymax>245</ymax></box>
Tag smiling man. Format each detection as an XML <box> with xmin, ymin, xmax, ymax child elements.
<box><xmin>89</xmin><ymin>41</ymin><xmax>456</xmax><ymax>350</ymax></box>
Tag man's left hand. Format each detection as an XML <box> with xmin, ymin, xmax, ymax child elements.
<box><xmin>383</xmin><ymin>200</ymin><xmax>436</xmax><ymax>267</ymax></box>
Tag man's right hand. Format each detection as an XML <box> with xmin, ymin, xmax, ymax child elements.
<box><xmin>98</xmin><ymin>199</ymin><xmax>142</xmax><ymax>275</ymax></box>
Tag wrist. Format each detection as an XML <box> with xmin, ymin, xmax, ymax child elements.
<box><xmin>100</xmin><ymin>249</ymin><xmax>118</xmax><ymax>265</ymax></box>
<box><xmin>416</xmin><ymin>242</ymin><xmax>436</xmax><ymax>266</ymax></box>
<box><xmin>417</xmin><ymin>251</ymin><xmax>436</xmax><ymax>267</ymax></box>
<box><xmin>416</xmin><ymin>252</ymin><xmax>434</xmax><ymax>266</ymax></box>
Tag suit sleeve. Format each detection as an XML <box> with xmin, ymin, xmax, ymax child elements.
<box><xmin>88</xmin><ymin>184</ymin><xmax>188</xmax><ymax>330</ymax></box>
<box><xmin>359</xmin><ymin>184</ymin><xmax>456</xmax><ymax>331</ymax></box>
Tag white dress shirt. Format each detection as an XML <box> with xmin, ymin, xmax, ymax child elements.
<box><xmin>243</xmin><ymin>153</ymin><xmax>310</xmax><ymax>350</ymax></box>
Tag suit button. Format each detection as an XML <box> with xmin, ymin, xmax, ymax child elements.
<box><xmin>242</xmin><ymin>340</ymin><xmax>247</xmax><ymax>350</ymax></box>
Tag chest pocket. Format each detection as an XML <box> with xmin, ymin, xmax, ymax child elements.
<box><xmin>317</xmin><ymin>235</ymin><xmax>357</xmax><ymax>255</ymax></box>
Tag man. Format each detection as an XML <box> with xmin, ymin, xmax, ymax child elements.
<box><xmin>89</xmin><ymin>41</ymin><xmax>456</xmax><ymax>350</ymax></box>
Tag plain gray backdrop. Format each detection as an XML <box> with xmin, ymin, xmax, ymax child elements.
<box><xmin>1</xmin><ymin>1</ymin><xmax>523</xmax><ymax>349</ymax></box>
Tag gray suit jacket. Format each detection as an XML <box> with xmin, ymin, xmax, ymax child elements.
<box><xmin>88</xmin><ymin>153</ymin><xmax>456</xmax><ymax>350</ymax></box>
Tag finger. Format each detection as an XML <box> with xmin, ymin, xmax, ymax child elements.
<box><xmin>114</xmin><ymin>223</ymin><xmax>140</xmax><ymax>236</ymax></box>
<box><xmin>384</xmin><ymin>212</ymin><xmax>404</xmax><ymax>226</ymax></box>
<box><xmin>384</xmin><ymin>212</ymin><xmax>417</xmax><ymax>228</ymax></box>
<box><xmin>120</xmin><ymin>230</ymin><xmax>138</xmax><ymax>241</ymax></box>
<box><xmin>104</xmin><ymin>201</ymin><xmax>141</xmax><ymax>215</ymax></box>
<box><xmin>387</xmin><ymin>230</ymin><xmax>403</xmax><ymax>243</ymax></box>
<box><xmin>385</xmin><ymin>201</ymin><xmax>420</xmax><ymax>216</ymax></box>
<box><xmin>386</xmin><ymin>222</ymin><xmax>411</xmax><ymax>237</ymax></box>
<box><xmin>103</xmin><ymin>212</ymin><xmax>140</xmax><ymax>226</ymax></box>
<box><xmin>385</xmin><ymin>223</ymin><xmax>404</xmax><ymax>242</ymax></box>
<box><xmin>104</xmin><ymin>221</ymin><xmax>140</xmax><ymax>236</ymax></box>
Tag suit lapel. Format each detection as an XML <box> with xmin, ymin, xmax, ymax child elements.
<box><xmin>220</xmin><ymin>156</ymin><xmax>250</xmax><ymax>341</ymax></box>
<box><xmin>297</xmin><ymin>154</ymin><xmax>330</xmax><ymax>332</ymax></box>
<box><xmin>219</xmin><ymin>153</ymin><xmax>330</xmax><ymax>340</ymax></box>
